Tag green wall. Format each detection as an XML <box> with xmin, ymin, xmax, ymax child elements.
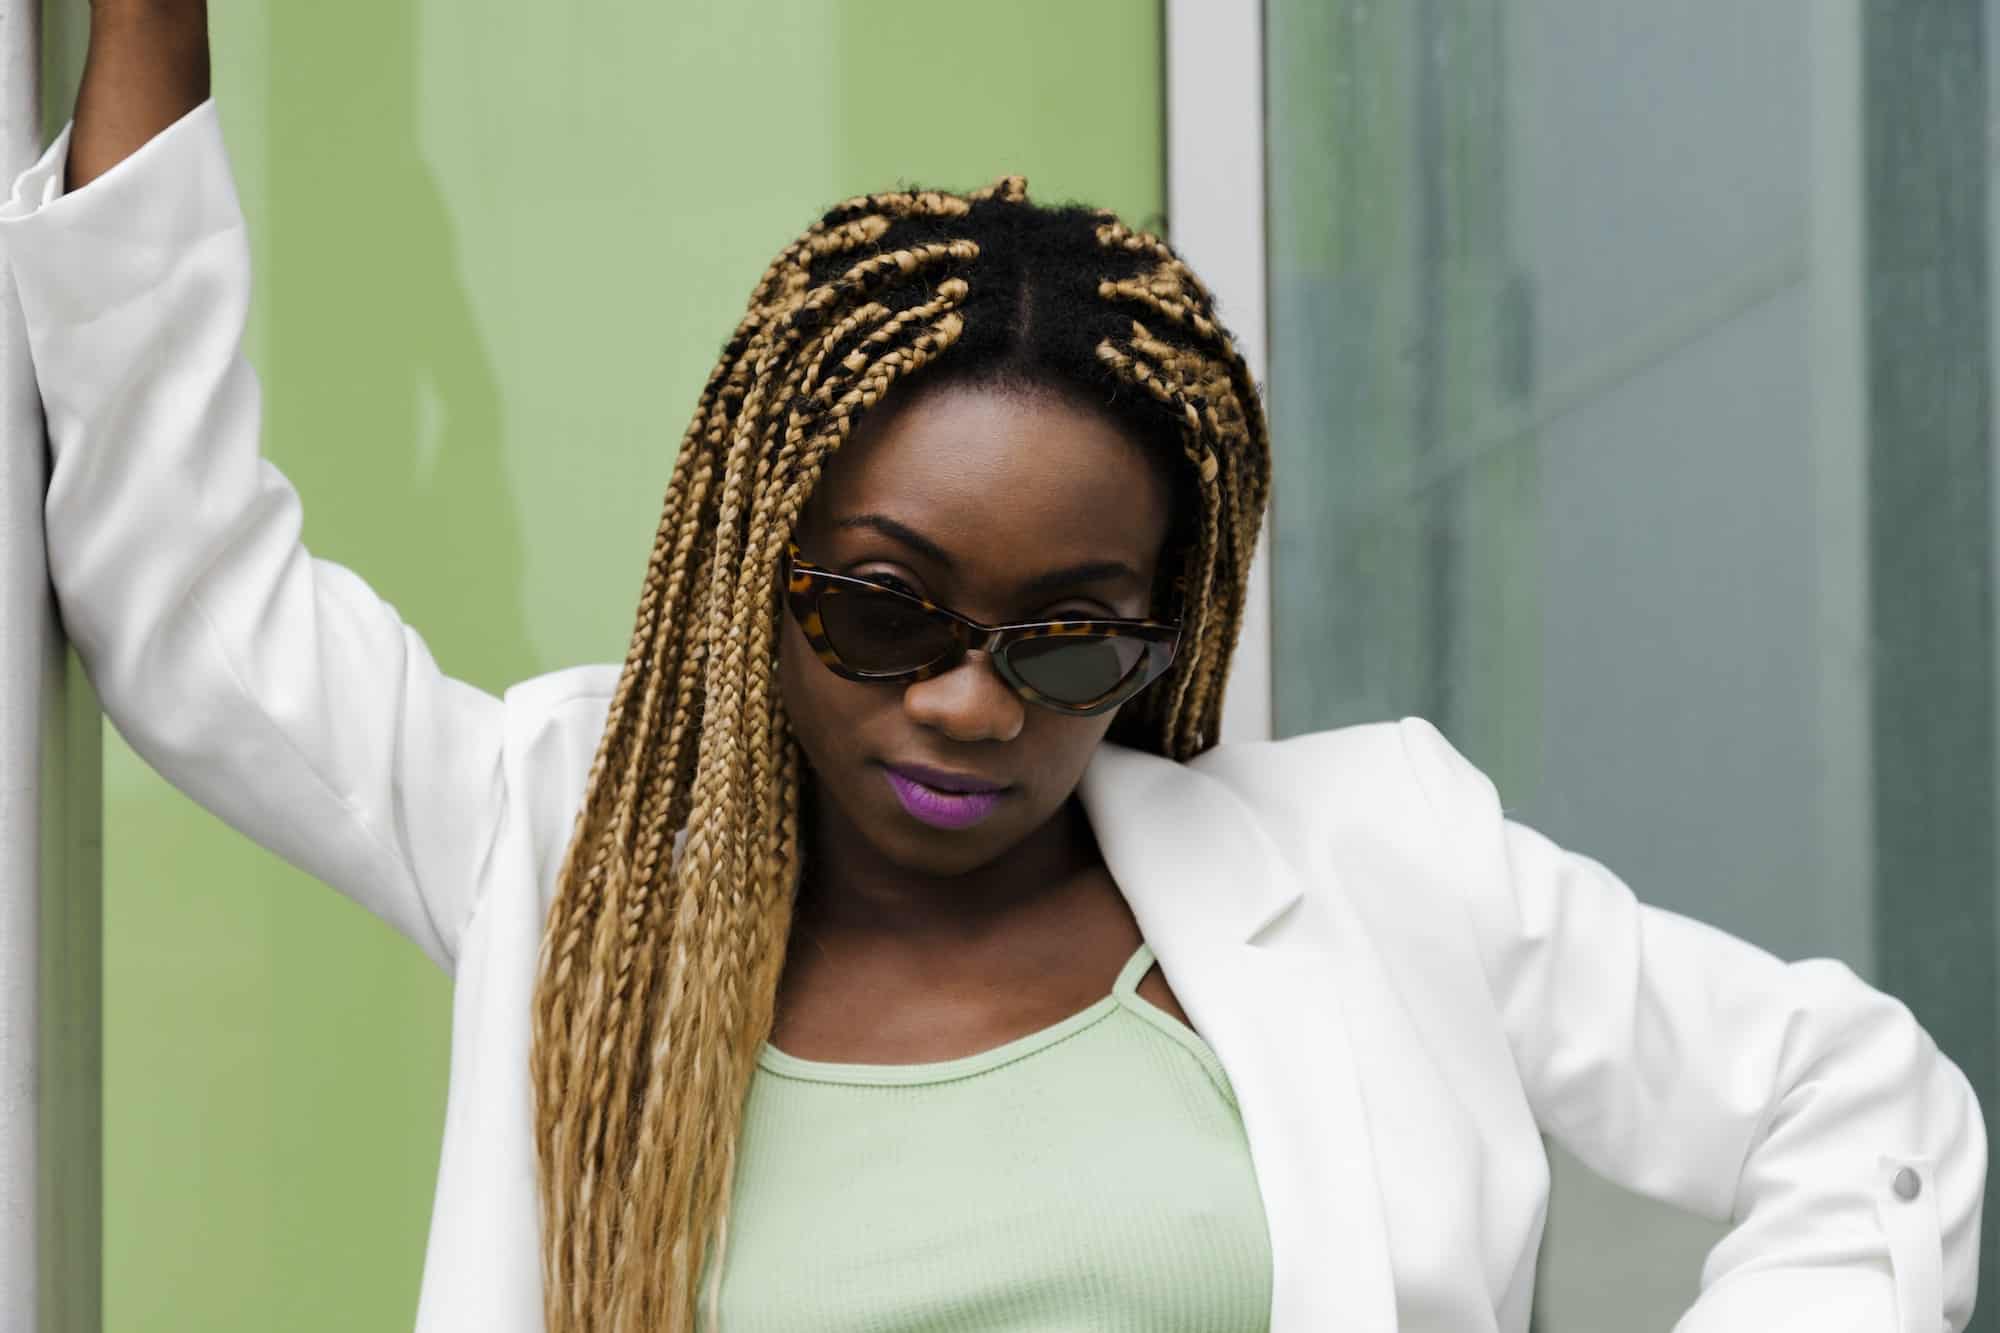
<box><xmin>43</xmin><ymin>2</ymin><xmax>1161</xmax><ymax>1326</ymax></box>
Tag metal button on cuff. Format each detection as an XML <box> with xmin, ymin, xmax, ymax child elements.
<box><xmin>1876</xmin><ymin>1156</ymin><xmax>1943</xmax><ymax>1333</ymax></box>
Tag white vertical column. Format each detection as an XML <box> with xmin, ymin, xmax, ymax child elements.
<box><xmin>2</xmin><ymin>5</ymin><xmax>101</xmax><ymax>1329</ymax></box>
<box><xmin>0</xmin><ymin>0</ymin><xmax>47</xmax><ymax>1321</ymax></box>
<box><xmin>1165</xmin><ymin>0</ymin><xmax>1272</xmax><ymax>744</ymax></box>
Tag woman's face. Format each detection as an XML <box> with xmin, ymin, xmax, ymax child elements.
<box><xmin>779</xmin><ymin>380</ymin><xmax>1175</xmax><ymax>879</ymax></box>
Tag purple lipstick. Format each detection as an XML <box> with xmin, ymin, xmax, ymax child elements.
<box><xmin>882</xmin><ymin>763</ymin><xmax>1009</xmax><ymax>830</ymax></box>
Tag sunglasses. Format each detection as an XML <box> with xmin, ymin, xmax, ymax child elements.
<box><xmin>782</xmin><ymin>541</ymin><xmax>1181</xmax><ymax>716</ymax></box>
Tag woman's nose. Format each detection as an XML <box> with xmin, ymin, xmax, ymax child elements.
<box><xmin>901</xmin><ymin>650</ymin><xmax>1026</xmax><ymax>743</ymax></box>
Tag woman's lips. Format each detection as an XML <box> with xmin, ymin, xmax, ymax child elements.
<box><xmin>882</xmin><ymin>765</ymin><xmax>1008</xmax><ymax>830</ymax></box>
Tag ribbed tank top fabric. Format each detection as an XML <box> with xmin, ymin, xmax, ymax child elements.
<box><xmin>701</xmin><ymin>941</ymin><xmax>1274</xmax><ymax>1331</ymax></box>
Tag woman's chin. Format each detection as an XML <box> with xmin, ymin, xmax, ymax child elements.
<box><xmin>801</xmin><ymin>769</ymin><xmax>1049</xmax><ymax>882</ymax></box>
<box><xmin>861</xmin><ymin>815</ymin><xmax>1019</xmax><ymax>879</ymax></box>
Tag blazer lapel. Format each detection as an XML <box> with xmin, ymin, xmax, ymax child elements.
<box><xmin>1080</xmin><ymin>744</ymin><xmax>1398</xmax><ymax>1333</ymax></box>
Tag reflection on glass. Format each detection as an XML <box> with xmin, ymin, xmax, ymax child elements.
<box><xmin>1266</xmin><ymin>1</ymin><xmax>1996</xmax><ymax>1325</ymax></box>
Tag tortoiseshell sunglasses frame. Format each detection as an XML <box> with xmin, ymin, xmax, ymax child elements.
<box><xmin>782</xmin><ymin>541</ymin><xmax>1181</xmax><ymax>716</ymax></box>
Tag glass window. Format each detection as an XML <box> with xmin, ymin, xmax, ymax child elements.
<box><xmin>1266</xmin><ymin>2</ymin><xmax>1996</xmax><ymax>1324</ymax></box>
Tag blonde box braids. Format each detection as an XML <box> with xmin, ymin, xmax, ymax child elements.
<box><xmin>528</xmin><ymin>174</ymin><xmax>1271</xmax><ymax>1331</ymax></box>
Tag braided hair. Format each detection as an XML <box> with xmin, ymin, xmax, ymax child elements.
<box><xmin>528</xmin><ymin>175</ymin><xmax>1271</xmax><ymax>1331</ymax></box>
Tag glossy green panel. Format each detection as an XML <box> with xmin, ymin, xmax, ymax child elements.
<box><xmin>80</xmin><ymin>3</ymin><xmax>1161</xmax><ymax>1327</ymax></box>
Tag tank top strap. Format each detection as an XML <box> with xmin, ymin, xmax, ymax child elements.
<box><xmin>1111</xmin><ymin>939</ymin><xmax>1157</xmax><ymax>998</ymax></box>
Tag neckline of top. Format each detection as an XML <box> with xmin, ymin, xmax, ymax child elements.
<box><xmin>755</xmin><ymin>940</ymin><xmax>1157</xmax><ymax>1087</ymax></box>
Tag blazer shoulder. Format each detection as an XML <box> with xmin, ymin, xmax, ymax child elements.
<box><xmin>1190</xmin><ymin>717</ymin><xmax>1405</xmax><ymax>779</ymax></box>
<box><xmin>1187</xmin><ymin>716</ymin><xmax>1503</xmax><ymax>851</ymax></box>
<box><xmin>499</xmin><ymin>662</ymin><xmax>621</xmax><ymax>838</ymax></box>
<box><xmin>1188</xmin><ymin>715</ymin><xmax>1436</xmax><ymax>802</ymax></box>
<box><xmin>502</xmin><ymin>661</ymin><xmax>621</xmax><ymax>728</ymax></box>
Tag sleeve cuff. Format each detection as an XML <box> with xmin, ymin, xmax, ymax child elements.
<box><xmin>0</xmin><ymin>97</ymin><xmax>242</xmax><ymax>333</ymax></box>
<box><xmin>1</xmin><ymin>118</ymin><xmax>75</xmax><ymax>218</ymax></box>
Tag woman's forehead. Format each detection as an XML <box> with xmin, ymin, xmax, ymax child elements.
<box><xmin>805</xmin><ymin>382</ymin><xmax>1174</xmax><ymax>561</ymax></box>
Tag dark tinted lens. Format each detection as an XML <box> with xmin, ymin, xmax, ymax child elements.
<box><xmin>1005</xmin><ymin>635</ymin><xmax>1149</xmax><ymax>704</ymax></box>
<box><xmin>817</xmin><ymin>584</ymin><xmax>958</xmax><ymax>674</ymax></box>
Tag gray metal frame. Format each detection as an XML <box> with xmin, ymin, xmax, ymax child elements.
<box><xmin>1165</xmin><ymin>0</ymin><xmax>1272</xmax><ymax>745</ymax></box>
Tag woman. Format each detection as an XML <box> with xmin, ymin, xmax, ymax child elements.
<box><xmin>4</xmin><ymin>4</ymin><xmax>1983</xmax><ymax>1331</ymax></box>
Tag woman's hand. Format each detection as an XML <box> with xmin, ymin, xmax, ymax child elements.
<box><xmin>68</xmin><ymin>0</ymin><xmax>211</xmax><ymax>192</ymax></box>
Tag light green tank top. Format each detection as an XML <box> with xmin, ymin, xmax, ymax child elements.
<box><xmin>701</xmin><ymin>941</ymin><xmax>1274</xmax><ymax>1330</ymax></box>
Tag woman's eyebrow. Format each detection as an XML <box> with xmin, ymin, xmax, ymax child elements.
<box><xmin>1019</xmin><ymin>561</ymin><xmax>1142</xmax><ymax>598</ymax></box>
<box><xmin>830</xmin><ymin>512</ymin><xmax>1140</xmax><ymax>597</ymax></box>
<box><xmin>832</xmin><ymin>513</ymin><xmax>954</xmax><ymax>568</ymax></box>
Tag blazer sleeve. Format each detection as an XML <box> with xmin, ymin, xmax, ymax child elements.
<box><xmin>1</xmin><ymin>98</ymin><xmax>507</xmax><ymax>974</ymax></box>
<box><xmin>1397</xmin><ymin>717</ymin><xmax>1985</xmax><ymax>1333</ymax></box>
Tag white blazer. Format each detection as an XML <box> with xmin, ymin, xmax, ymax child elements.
<box><xmin>3</xmin><ymin>98</ymin><xmax>1984</xmax><ymax>1333</ymax></box>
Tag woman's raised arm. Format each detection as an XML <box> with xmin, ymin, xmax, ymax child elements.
<box><xmin>1</xmin><ymin>9</ymin><xmax>520</xmax><ymax>972</ymax></box>
<box><xmin>69</xmin><ymin>0</ymin><xmax>211</xmax><ymax>192</ymax></box>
